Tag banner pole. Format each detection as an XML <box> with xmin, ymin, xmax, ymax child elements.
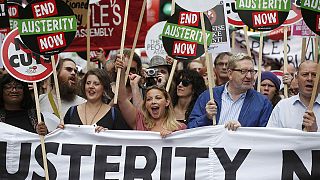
<box><xmin>257</xmin><ymin>32</ymin><xmax>263</xmax><ymax>93</ymax></box>
<box><xmin>165</xmin><ymin>0</ymin><xmax>177</xmax><ymax>92</ymax></box>
<box><xmin>114</xmin><ymin>0</ymin><xmax>130</xmax><ymax>104</ymax></box>
<box><xmin>125</xmin><ymin>0</ymin><xmax>147</xmax><ymax>83</ymax></box>
<box><xmin>51</xmin><ymin>56</ymin><xmax>63</xmax><ymax>123</ymax></box>
<box><xmin>243</xmin><ymin>26</ymin><xmax>251</xmax><ymax>58</ymax></box>
<box><xmin>301</xmin><ymin>37</ymin><xmax>307</xmax><ymax>62</ymax></box>
<box><xmin>231</xmin><ymin>29</ymin><xmax>236</xmax><ymax>50</ymax></box>
<box><xmin>200</xmin><ymin>12</ymin><xmax>216</xmax><ymax>125</ymax></box>
<box><xmin>33</xmin><ymin>82</ymin><xmax>49</xmax><ymax>180</ymax></box>
<box><xmin>86</xmin><ymin>7</ymin><xmax>91</xmax><ymax>71</ymax></box>
<box><xmin>283</xmin><ymin>26</ymin><xmax>288</xmax><ymax>98</ymax></box>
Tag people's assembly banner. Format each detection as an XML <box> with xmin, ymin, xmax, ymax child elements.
<box><xmin>65</xmin><ymin>0</ymin><xmax>147</xmax><ymax>52</ymax></box>
<box><xmin>1</xmin><ymin>123</ymin><xmax>320</xmax><ymax>179</ymax></box>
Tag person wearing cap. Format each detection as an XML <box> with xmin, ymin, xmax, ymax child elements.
<box><xmin>147</xmin><ymin>55</ymin><xmax>172</xmax><ymax>88</ymax></box>
<box><xmin>267</xmin><ymin>61</ymin><xmax>320</xmax><ymax>132</ymax></box>
<box><xmin>259</xmin><ymin>71</ymin><xmax>282</xmax><ymax>108</ymax></box>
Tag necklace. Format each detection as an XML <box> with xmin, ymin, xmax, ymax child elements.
<box><xmin>85</xmin><ymin>103</ymin><xmax>103</xmax><ymax>125</ymax></box>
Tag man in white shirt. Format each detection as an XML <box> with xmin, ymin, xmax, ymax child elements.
<box><xmin>267</xmin><ymin>61</ymin><xmax>319</xmax><ymax>132</ymax></box>
<box><xmin>40</xmin><ymin>58</ymin><xmax>86</xmax><ymax>121</ymax></box>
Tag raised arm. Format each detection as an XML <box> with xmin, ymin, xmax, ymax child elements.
<box><xmin>115</xmin><ymin>55</ymin><xmax>137</xmax><ymax>129</ymax></box>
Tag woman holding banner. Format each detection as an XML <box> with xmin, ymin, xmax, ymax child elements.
<box><xmin>115</xmin><ymin>56</ymin><xmax>187</xmax><ymax>137</ymax></box>
<box><xmin>60</xmin><ymin>68</ymin><xmax>130</xmax><ymax>132</ymax></box>
<box><xmin>0</xmin><ymin>74</ymin><xmax>47</xmax><ymax>135</ymax></box>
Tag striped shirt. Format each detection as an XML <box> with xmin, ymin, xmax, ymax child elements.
<box><xmin>218</xmin><ymin>83</ymin><xmax>247</xmax><ymax>125</ymax></box>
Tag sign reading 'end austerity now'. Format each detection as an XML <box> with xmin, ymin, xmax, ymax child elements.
<box><xmin>236</xmin><ymin>0</ymin><xmax>290</xmax><ymax>31</ymax></box>
<box><xmin>301</xmin><ymin>0</ymin><xmax>320</xmax><ymax>36</ymax></box>
<box><xmin>18</xmin><ymin>0</ymin><xmax>77</xmax><ymax>55</ymax></box>
<box><xmin>161</xmin><ymin>11</ymin><xmax>212</xmax><ymax>61</ymax></box>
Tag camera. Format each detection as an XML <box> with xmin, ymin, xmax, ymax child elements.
<box><xmin>145</xmin><ymin>68</ymin><xmax>158</xmax><ymax>78</ymax></box>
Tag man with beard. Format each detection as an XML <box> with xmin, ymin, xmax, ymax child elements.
<box><xmin>39</xmin><ymin>58</ymin><xmax>86</xmax><ymax>120</ymax></box>
<box><xmin>267</xmin><ymin>61</ymin><xmax>320</xmax><ymax>132</ymax></box>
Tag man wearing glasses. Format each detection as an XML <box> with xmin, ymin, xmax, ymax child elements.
<box><xmin>188</xmin><ymin>53</ymin><xmax>273</xmax><ymax>130</ymax></box>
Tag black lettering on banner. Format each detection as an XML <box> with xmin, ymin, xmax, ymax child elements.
<box><xmin>94</xmin><ymin>145</ymin><xmax>122</xmax><ymax>179</ymax></box>
<box><xmin>281</xmin><ymin>150</ymin><xmax>320</xmax><ymax>180</ymax></box>
<box><xmin>213</xmin><ymin>148</ymin><xmax>251</xmax><ymax>180</ymax></box>
<box><xmin>32</xmin><ymin>142</ymin><xmax>59</xmax><ymax>180</ymax></box>
<box><xmin>61</xmin><ymin>144</ymin><xmax>92</xmax><ymax>180</ymax></box>
<box><xmin>124</xmin><ymin>146</ymin><xmax>157</xmax><ymax>180</ymax></box>
<box><xmin>175</xmin><ymin>147</ymin><xmax>209</xmax><ymax>180</ymax></box>
<box><xmin>160</xmin><ymin>147</ymin><xmax>172</xmax><ymax>180</ymax></box>
<box><xmin>0</xmin><ymin>142</ymin><xmax>31</xmax><ymax>179</ymax></box>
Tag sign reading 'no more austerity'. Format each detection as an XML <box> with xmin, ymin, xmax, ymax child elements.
<box><xmin>18</xmin><ymin>0</ymin><xmax>77</xmax><ymax>55</ymax></box>
<box><xmin>162</xmin><ymin>10</ymin><xmax>212</xmax><ymax>61</ymax></box>
<box><xmin>236</xmin><ymin>0</ymin><xmax>291</xmax><ymax>31</ymax></box>
<box><xmin>301</xmin><ymin>0</ymin><xmax>320</xmax><ymax>36</ymax></box>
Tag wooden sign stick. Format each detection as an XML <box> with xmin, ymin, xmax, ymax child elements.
<box><xmin>125</xmin><ymin>0</ymin><xmax>147</xmax><ymax>83</ymax></box>
<box><xmin>200</xmin><ymin>12</ymin><xmax>216</xmax><ymax>125</ymax></box>
<box><xmin>232</xmin><ymin>30</ymin><xmax>236</xmax><ymax>50</ymax></box>
<box><xmin>51</xmin><ymin>56</ymin><xmax>63</xmax><ymax>123</ymax></box>
<box><xmin>86</xmin><ymin>7</ymin><xmax>91</xmax><ymax>71</ymax></box>
<box><xmin>114</xmin><ymin>0</ymin><xmax>130</xmax><ymax>104</ymax></box>
<box><xmin>257</xmin><ymin>32</ymin><xmax>263</xmax><ymax>93</ymax></box>
<box><xmin>165</xmin><ymin>0</ymin><xmax>177</xmax><ymax>92</ymax></box>
<box><xmin>243</xmin><ymin>26</ymin><xmax>252</xmax><ymax>58</ymax></box>
<box><xmin>33</xmin><ymin>82</ymin><xmax>49</xmax><ymax>180</ymax></box>
<box><xmin>301</xmin><ymin>37</ymin><xmax>307</xmax><ymax>62</ymax></box>
<box><xmin>283</xmin><ymin>26</ymin><xmax>289</xmax><ymax>98</ymax></box>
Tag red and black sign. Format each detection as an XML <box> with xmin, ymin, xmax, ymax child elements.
<box><xmin>18</xmin><ymin>0</ymin><xmax>77</xmax><ymax>56</ymax></box>
<box><xmin>162</xmin><ymin>8</ymin><xmax>212</xmax><ymax>61</ymax></box>
<box><xmin>0</xmin><ymin>0</ymin><xmax>10</xmax><ymax>29</ymax></box>
<box><xmin>301</xmin><ymin>7</ymin><xmax>320</xmax><ymax>36</ymax></box>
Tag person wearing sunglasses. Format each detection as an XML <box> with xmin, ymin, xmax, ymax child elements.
<box><xmin>0</xmin><ymin>74</ymin><xmax>47</xmax><ymax>135</ymax></box>
<box><xmin>115</xmin><ymin>57</ymin><xmax>186</xmax><ymax>137</ymax></box>
<box><xmin>188</xmin><ymin>53</ymin><xmax>273</xmax><ymax>131</ymax></box>
<box><xmin>171</xmin><ymin>70</ymin><xmax>207</xmax><ymax>125</ymax></box>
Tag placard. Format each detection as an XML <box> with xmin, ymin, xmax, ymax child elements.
<box><xmin>301</xmin><ymin>0</ymin><xmax>320</xmax><ymax>36</ymax></box>
<box><xmin>1</xmin><ymin>28</ymin><xmax>57</xmax><ymax>82</ymax></box>
<box><xmin>236</xmin><ymin>0</ymin><xmax>291</xmax><ymax>31</ymax></box>
<box><xmin>145</xmin><ymin>21</ymin><xmax>167</xmax><ymax>59</ymax></box>
<box><xmin>18</xmin><ymin>0</ymin><xmax>77</xmax><ymax>55</ymax></box>
<box><xmin>175</xmin><ymin>0</ymin><xmax>219</xmax><ymax>12</ymax></box>
<box><xmin>162</xmin><ymin>10</ymin><xmax>212</xmax><ymax>61</ymax></box>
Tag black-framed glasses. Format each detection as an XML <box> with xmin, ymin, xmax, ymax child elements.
<box><xmin>231</xmin><ymin>69</ymin><xmax>257</xmax><ymax>75</ymax></box>
<box><xmin>177</xmin><ymin>79</ymin><xmax>191</xmax><ymax>87</ymax></box>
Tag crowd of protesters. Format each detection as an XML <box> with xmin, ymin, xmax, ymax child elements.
<box><xmin>0</xmin><ymin>49</ymin><xmax>319</xmax><ymax>137</ymax></box>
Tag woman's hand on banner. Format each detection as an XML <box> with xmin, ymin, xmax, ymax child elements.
<box><xmin>225</xmin><ymin>120</ymin><xmax>241</xmax><ymax>131</ymax></box>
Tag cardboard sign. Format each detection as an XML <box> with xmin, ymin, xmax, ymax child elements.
<box><xmin>162</xmin><ymin>10</ymin><xmax>212</xmax><ymax>61</ymax></box>
<box><xmin>62</xmin><ymin>0</ymin><xmax>89</xmax><ymax>27</ymax></box>
<box><xmin>1</xmin><ymin>28</ymin><xmax>57</xmax><ymax>82</ymax></box>
<box><xmin>207</xmin><ymin>1</ymin><xmax>231</xmax><ymax>53</ymax></box>
<box><xmin>235</xmin><ymin>0</ymin><xmax>291</xmax><ymax>31</ymax></box>
<box><xmin>18</xmin><ymin>0</ymin><xmax>77</xmax><ymax>55</ymax></box>
<box><xmin>145</xmin><ymin>21</ymin><xmax>167</xmax><ymax>59</ymax></box>
<box><xmin>301</xmin><ymin>0</ymin><xmax>320</xmax><ymax>36</ymax></box>
<box><xmin>175</xmin><ymin>0</ymin><xmax>219</xmax><ymax>12</ymax></box>
<box><xmin>0</xmin><ymin>0</ymin><xmax>10</xmax><ymax>29</ymax></box>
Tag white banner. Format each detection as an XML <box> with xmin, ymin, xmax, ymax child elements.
<box><xmin>1</xmin><ymin>123</ymin><xmax>320</xmax><ymax>179</ymax></box>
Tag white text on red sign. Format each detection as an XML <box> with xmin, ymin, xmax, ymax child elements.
<box><xmin>8</xmin><ymin>5</ymin><xmax>18</xmax><ymax>18</ymax></box>
<box><xmin>32</xmin><ymin>0</ymin><xmax>57</xmax><ymax>18</ymax></box>
<box><xmin>173</xmin><ymin>41</ymin><xmax>197</xmax><ymax>56</ymax></box>
<box><xmin>178</xmin><ymin>12</ymin><xmax>199</xmax><ymax>27</ymax></box>
<box><xmin>37</xmin><ymin>32</ymin><xmax>66</xmax><ymax>52</ymax></box>
<box><xmin>252</xmin><ymin>11</ymin><xmax>279</xmax><ymax>27</ymax></box>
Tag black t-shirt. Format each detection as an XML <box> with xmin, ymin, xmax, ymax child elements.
<box><xmin>64</xmin><ymin>106</ymin><xmax>131</xmax><ymax>130</ymax></box>
<box><xmin>5</xmin><ymin>110</ymin><xmax>36</xmax><ymax>133</ymax></box>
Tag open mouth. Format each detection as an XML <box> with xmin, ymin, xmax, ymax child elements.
<box><xmin>151</xmin><ymin>107</ymin><xmax>160</xmax><ymax>115</ymax></box>
<box><xmin>305</xmin><ymin>84</ymin><xmax>314</xmax><ymax>90</ymax></box>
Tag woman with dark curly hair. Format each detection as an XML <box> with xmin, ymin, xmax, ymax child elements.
<box><xmin>60</xmin><ymin>68</ymin><xmax>130</xmax><ymax>132</ymax></box>
<box><xmin>0</xmin><ymin>74</ymin><xmax>47</xmax><ymax>135</ymax></box>
<box><xmin>172</xmin><ymin>70</ymin><xmax>207</xmax><ymax>124</ymax></box>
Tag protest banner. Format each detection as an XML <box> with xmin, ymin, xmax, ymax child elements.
<box><xmin>18</xmin><ymin>0</ymin><xmax>77</xmax><ymax>56</ymax></box>
<box><xmin>207</xmin><ymin>1</ymin><xmax>231</xmax><ymax>53</ymax></box>
<box><xmin>292</xmin><ymin>20</ymin><xmax>316</xmax><ymax>37</ymax></box>
<box><xmin>175</xmin><ymin>0</ymin><xmax>219</xmax><ymax>12</ymax></box>
<box><xmin>0</xmin><ymin>0</ymin><xmax>10</xmax><ymax>68</ymax></box>
<box><xmin>7</xmin><ymin>1</ymin><xmax>22</xmax><ymax>30</ymax></box>
<box><xmin>62</xmin><ymin>0</ymin><xmax>89</xmax><ymax>26</ymax></box>
<box><xmin>301</xmin><ymin>0</ymin><xmax>320</xmax><ymax>36</ymax></box>
<box><xmin>1</xmin><ymin>124</ymin><xmax>320</xmax><ymax>179</ymax></box>
<box><xmin>65</xmin><ymin>0</ymin><xmax>147</xmax><ymax>52</ymax></box>
<box><xmin>145</xmin><ymin>21</ymin><xmax>168</xmax><ymax>59</ymax></box>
